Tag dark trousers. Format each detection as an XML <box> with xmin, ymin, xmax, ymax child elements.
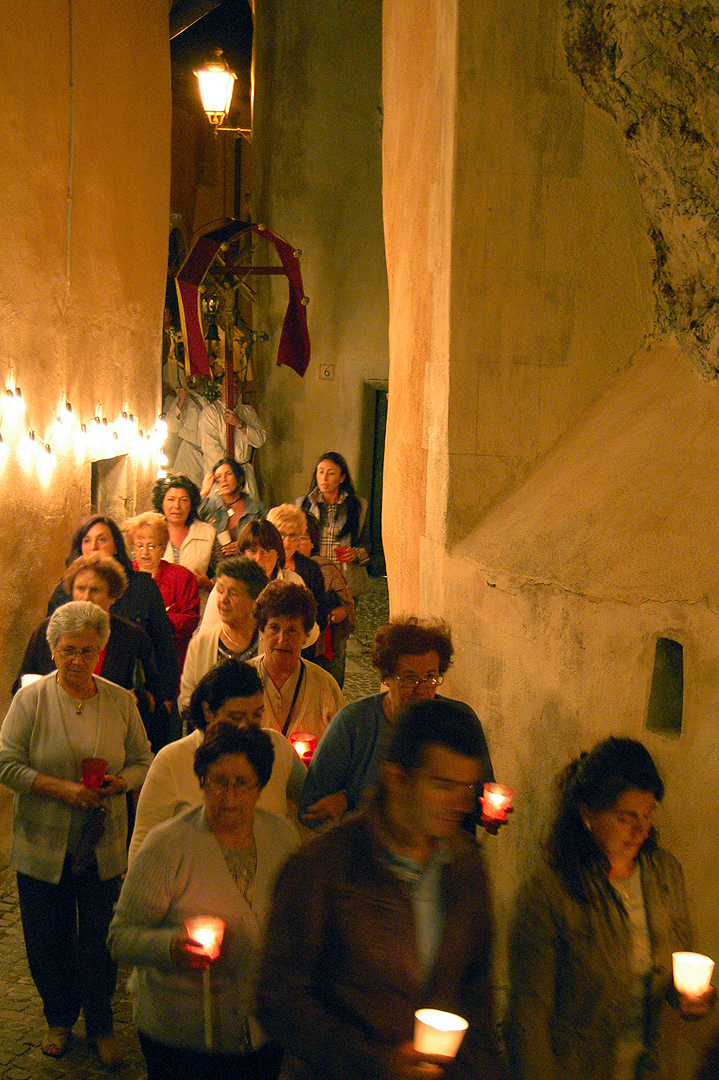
<box><xmin>138</xmin><ymin>1031</ymin><xmax>283</xmax><ymax>1080</ymax></box>
<box><xmin>16</xmin><ymin>856</ymin><xmax>121</xmax><ymax>1038</ymax></box>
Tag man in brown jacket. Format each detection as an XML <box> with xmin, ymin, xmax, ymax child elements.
<box><xmin>256</xmin><ymin>699</ymin><xmax>507</xmax><ymax>1080</ymax></box>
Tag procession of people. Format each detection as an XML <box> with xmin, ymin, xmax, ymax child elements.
<box><xmin>1</xmin><ymin>416</ymin><xmax>717</xmax><ymax>1079</ymax></box>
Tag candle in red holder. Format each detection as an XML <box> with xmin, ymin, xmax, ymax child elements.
<box><xmin>185</xmin><ymin>916</ymin><xmax>225</xmax><ymax>961</ymax></box>
<box><xmin>482</xmin><ymin>782</ymin><xmax>514</xmax><ymax>821</ymax></box>
<box><xmin>81</xmin><ymin>757</ymin><xmax>108</xmax><ymax>789</ymax></box>
<box><xmin>289</xmin><ymin>731</ymin><xmax>318</xmax><ymax>764</ymax></box>
<box><xmin>334</xmin><ymin>545</ymin><xmax>351</xmax><ymax>563</ymax></box>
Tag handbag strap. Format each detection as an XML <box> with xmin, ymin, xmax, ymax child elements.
<box><xmin>282</xmin><ymin>661</ymin><xmax>306</xmax><ymax>737</ymax></box>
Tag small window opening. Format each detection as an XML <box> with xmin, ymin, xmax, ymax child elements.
<box><xmin>646</xmin><ymin>637</ymin><xmax>683</xmax><ymax>738</ymax></box>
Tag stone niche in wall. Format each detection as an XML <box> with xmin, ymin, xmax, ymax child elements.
<box><xmin>564</xmin><ymin>0</ymin><xmax>719</xmax><ymax>378</ymax></box>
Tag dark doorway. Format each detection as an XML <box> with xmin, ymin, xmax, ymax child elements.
<box><xmin>359</xmin><ymin>380</ymin><xmax>387</xmax><ymax>577</ymax></box>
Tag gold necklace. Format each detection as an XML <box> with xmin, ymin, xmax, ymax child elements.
<box><xmin>221</xmin><ymin>625</ymin><xmax>251</xmax><ymax>653</ymax></box>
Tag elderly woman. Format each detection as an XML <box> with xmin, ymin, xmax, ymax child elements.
<box><xmin>249</xmin><ymin>581</ymin><xmax>344</xmax><ymax>740</ymax></box>
<box><xmin>14</xmin><ymin>554</ymin><xmax>166</xmax><ymax>750</ymax></box>
<box><xmin>299</xmin><ymin>617</ymin><xmax>493</xmax><ymax>828</ymax></box>
<box><xmin>267</xmin><ymin>505</ymin><xmax>327</xmax><ymax>661</ymax></box>
<box><xmin>506</xmin><ymin>737</ymin><xmax>715</xmax><ymax>1080</ymax></box>
<box><xmin>124</xmin><ymin>511</ymin><xmax>200</xmax><ymax>676</ymax></box>
<box><xmin>297</xmin><ymin>451</ymin><xmax>371</xmax><ymax>598</ymax></box>
<box><xmin>178</xmin><ymin>557</ymin><xmax>269</xmax><ymax>715</ymax></box>
<box><xmin>298</xmin><ymin>511</ymin><xmax>355</xmax><ymax>688</ymax></box>
<box><xmin>130</xmin><ymin>659</ymin><xmax>306</xmax><ymax>863</ymax></box>
<box><xmin>108</xmin><ymin>722</ymin><xmax>297</xmax><ymax>1080</ymax></box>
<box><xmin>152</xmin><ymin>474</ymin><xmax>219</xmax><ymax>597</ymax></box>
<box><xmin>46</xmin><ymin>514</ymin><xmax>178</xmax><ymax>707</ymax></box>
<box><xmin>0</xmin><ymin>601</ymin><xmax>152</xmax><ymax>1066</ymax></box>
<box><xmin>199</xmin><ymin>458</ymin><xmax>265</xmax><ymax>557</ymax></box>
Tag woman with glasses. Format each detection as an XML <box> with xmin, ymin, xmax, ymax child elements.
<box><xmin>299</xmin><ymin>617</ymin><xmax>494</xmax><ymax>829</ymax></box>
<box><xmin>109</xmin><ymin>722</ymin><xmax>297</xmax><ymax>1080</ymax></box>
<box><xmin>0</xmin><ymin>601</ymin><xmax>152</xmax><ymax>1066</ymax></box>
<box><xmin>123</xmin><ymin>512</ymin><xmax>200</xmax><ymax>679</ymax></box>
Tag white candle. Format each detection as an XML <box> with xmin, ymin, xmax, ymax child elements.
<box><xmin>673</xmin><ymin>952</ymin><xmax>714</xmax><ymax>998</ymax></box>
<box><xmin>414</xmin><ymin>1009</ymin><xmax>468</xmax><ymax>1058</ymax></box>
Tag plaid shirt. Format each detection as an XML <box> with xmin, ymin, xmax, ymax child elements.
<box><xmin>318</xmin><ymin>497</ymin><xmax>345</xmax><ymax>561</ymax></box>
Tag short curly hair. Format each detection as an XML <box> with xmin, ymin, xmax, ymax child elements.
<box><xmin>215</xmin><ymin>557</ymin><xmax>269</xmax><ymax>601</ymax></box>
<box><xmin>123</xmin><ymin>512</ymin><xmax>169</xmax><ymax>551</ymax></box>
<box><xmin>253</xmin><ymin>580</ymin><xmax>316</xmax><ymax>634</ymax></box>
<box><xmin>152</xmin><ymin>475</ymin><xmax>202</xmax><ymax>524</ymax></box>
<box><xmin>62</xmin><ymin>553</ymin><xmax>128</xmax><ymax>600</ymax></box>
<box><xmin>194</xmin><ymin>721</ymin><xmax>275</xmax><ymax>790</ymax></box>
<box><xmin>371</xmin><ymin>617</ymin><xmax>453</xmax><ymax>680</ymax></box>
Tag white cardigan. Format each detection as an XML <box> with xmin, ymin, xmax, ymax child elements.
<box><xmin>109</xmin><ymin>804</ymin><xmax>297</xmax><ymax>1053</ymax></box>
<box><xmin>0</xmin><ymin>674</ymin><xmax>153</xmax><ymax>883</ymax></box>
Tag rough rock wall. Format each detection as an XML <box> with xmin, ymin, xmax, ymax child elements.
<box><xmin>564</xmin><ymin>1</ymin><xmax>719</xmax><ymax>377</ymax></box>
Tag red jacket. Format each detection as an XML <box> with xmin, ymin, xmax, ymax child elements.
<box><xmin>134</xmin><ymin>561</ymin><xmax>199</xmax><ymax>685</ymax></box>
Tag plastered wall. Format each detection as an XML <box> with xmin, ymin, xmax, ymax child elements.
<box><xmin>382</xmin><ymin>0</ymin><xmax>719</xmax><ymax>1034</ymax></box>
<box><xmin>0</xmin><ymin>0</ymin><xmax>171</xmax><ymax>711</ymax></box>
<box><xmin>251</xmin><ymin>0</ymin><xmax>389</xmax><ymax>506</ymax></box>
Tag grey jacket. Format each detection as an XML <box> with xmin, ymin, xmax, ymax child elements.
<box><xmin>0</xmin><ymin>674</ymin><xmax>152</xmax><ymax>883</ymax></box>
<box><xmin>506</xmin><ymin>848</ymin><xmax>693</xmax><ymax>1080</ymax></box>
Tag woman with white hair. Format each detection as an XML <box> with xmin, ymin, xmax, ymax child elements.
<box><xmin>0</xmin><ymin>601</ymin><xmax>153</xmax><ymax>1066</ymax></box>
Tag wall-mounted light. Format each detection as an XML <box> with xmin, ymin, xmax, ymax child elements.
<box><xmin>195</xmin><ymin>49</ymin><xmax>251</xmax><ymax>140</ymax></box>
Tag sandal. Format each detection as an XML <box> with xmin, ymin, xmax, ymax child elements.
<box><xmin>41</xmin><ymin>1026</ymin><xmax>71</xmax><ymax>1058</ymax></box>
<box><xmin>95</xmin><ymin>1032</ymin><xmax>123</xmax><ymax>1068</ymax></box>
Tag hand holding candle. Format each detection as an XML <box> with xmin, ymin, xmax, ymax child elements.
<box><xmin>81</xmin><ymin>757</ymin><xmax>108</xmax><ymax>789</ymax></box>
<box><xmin>414</xmin><ymin>1009</ymin><xmax>468</xmax><ymax>1059</ymax></box>
<box><xmin>673</xmin><ymin>952</ymin><xmax>715</xmax><ymax>1017</ymax></box>
<box><xmin>481</xmin><ymin>782</ymin><xmax>514</xmax><ymax>823</ymax></box>
<box><xmin>184</xmin><ymin>916</ymin><xmax>225</xmax><ymax>961</ymax></box>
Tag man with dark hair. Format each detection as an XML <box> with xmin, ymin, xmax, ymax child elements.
<box><xmin>256</xmin><ymin>699</ymin><xmax>507</xmax><ymax>1080</ymax></box>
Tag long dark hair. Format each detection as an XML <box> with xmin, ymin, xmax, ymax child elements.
<box><xmin>546</xmin><ymin>736</ymin><xmax>664</xmax><ymax>902</ymax></box>
<box><xmin>303</xmin><ymin>452</ymin><xmax>362</xmax><ymax>545</ymax></box>
<box><xmin>66</xmin><ymin>515</ymin><xmax>132</xmax><ymax>574</ymax></box>
<box><xmin>213</xmin><ymin>457</ymin><xmax>246</xmax><ymax>494</ymax></box>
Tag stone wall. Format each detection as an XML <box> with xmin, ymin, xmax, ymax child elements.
<box><xmin>382</xmin><ymin>0</ymin><xmax>719</xmax><ymax>1048</ymax></box>
<box><xmin>0</xmin><ymin>0</ymin><xmax>171</xmax><ymax>712</ymax></box>
<box><xmin>251</xmin><ymin>0</ymin><xmax>389</xmax><ymax>507</ymax></box>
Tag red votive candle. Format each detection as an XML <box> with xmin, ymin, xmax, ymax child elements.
<box><xmin>81</xmin><ymin>757</ymin><xmax>108</xmax><ymax>789</ymax></box>
<box><xmin>289</xmin><ymin>731</ymin><xmax>318</xmax><ymax>763</ymax></box>
<box><xmin>482</xmin><ymin>782</ymin><xmax>514</xmax><ymax>821</ymax></box>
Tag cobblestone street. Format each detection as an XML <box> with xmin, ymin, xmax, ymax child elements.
<box><xmin>0</xmin><ymin>578</ymin><xmax>388</xmax><ymax>1078</ymax></box>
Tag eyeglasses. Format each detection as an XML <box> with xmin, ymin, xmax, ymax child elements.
<box><xmin>392</xmin><ymin>674</ymin><xmax>444</xmax><ymax>690</ymax></box>
<box><xmin>56</xmin><ymin>646</ymin><xmax>100</xmax><ymax>660</ymax></box>
<box><xmin>279</xmin><ymin>532</ymin><xmax>301</xmax><ymax>542</ymax></box>
<box><xmin>134</xmin><ymin>542</ymin><xmax>159</xmax><ymax>552</ymax></box>
<box><xmin>203</xmin><ymin>775</ymin><xmax>259</xmax><ymax>796</ymax></box>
